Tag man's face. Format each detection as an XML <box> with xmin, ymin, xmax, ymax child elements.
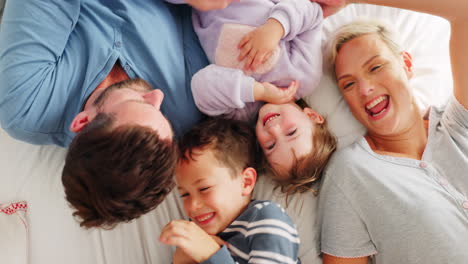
<box><xmin>176</xmin><ymin>149</ymin><xmax>249</xmax><ymax>235</ymax></box>
<box><xmin>96</xmin><ymin>80</ymin><xmax>173</xmax><ymax>140</ymax></box>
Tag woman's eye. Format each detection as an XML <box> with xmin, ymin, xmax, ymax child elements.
<box><xmin>180</xmin><ymin>193</ymin><xmax>189</xmax><ymax>198</ymax></box>
<box><xmin>287</xmin><ymin>129</ymin><xmax>297</xmax><ymax>136</ymax></box>
<box><xmin>370</xmin><ymin>65</ymin><xmax>382</xmax><ymax>72</ymax></box>
<box><xmin>200</xmin><ymin>187</ymin><xmax>210</xmax><ymax>192</ymax></box>
<box><xmin>343</xmin><ymin>81</ymin><xmax>355</xmax><ymax>90</ymax></box>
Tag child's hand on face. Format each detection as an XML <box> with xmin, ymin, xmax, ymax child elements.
<box><xmin>238</xmin><ymin>18</ymin><xmax>285</xmax><ymax>72</ymax></box>
<box><xmin>254</xmin><ymin>80</ymin><xmax>299</xmax><ymax>104</ymax></box>
<box><xmin>159</xmin><ymin>220</ymin><xmax>220</xmax><ymax>263</ymax></box>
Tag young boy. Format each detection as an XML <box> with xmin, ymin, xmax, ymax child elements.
<box><xmin>159</xmin><ymin>117</ymin><xmax>301</xmax><ymax>264</ymax></box>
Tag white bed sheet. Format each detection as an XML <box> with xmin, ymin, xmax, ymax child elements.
<box><xmin>0</xmin><ymin>3</ymin><xmax>452</xmax><ymax>264</ymax></box>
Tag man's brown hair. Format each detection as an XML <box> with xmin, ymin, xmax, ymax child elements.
<box><xmin>62</xmin><ymin>113</ymin><xmax>177</xmax><ymax>229</ymax></box>
<box><xmin>178</xmin><ymin>117</ymin><xmax>257</xmax><ymax>177</ymax></box>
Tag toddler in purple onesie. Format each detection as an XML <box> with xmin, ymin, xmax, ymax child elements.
<box><xmin>168</xmin><ymin>0</ymin><xmax>323</xmax><ymax>121</ymax></box>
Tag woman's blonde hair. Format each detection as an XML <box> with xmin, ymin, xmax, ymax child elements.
<box><xmin>328</xmin><ymin>19</ymin><xmax>402</xmax><ymax>69</ymax></box>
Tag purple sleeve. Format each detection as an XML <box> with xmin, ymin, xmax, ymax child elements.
<box><xmin>191</xmin><ymin>64</ymin><xmax>260</xmax><ymax>121</ymax></box>
<box><xmin>269</xmin><ymin>0</ymin><xmax>323</xmax><ymax>41</ymax></box>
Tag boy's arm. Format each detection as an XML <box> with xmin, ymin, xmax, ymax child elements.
<box><xmin>239</xmin><ymin>0</ymin><xmax>323</xmax><ymax>71</ymax></box>
<box><xmin>0</xmin><ymin>0</ymin><xmax>80</xmax><ymax>143</ymax></box>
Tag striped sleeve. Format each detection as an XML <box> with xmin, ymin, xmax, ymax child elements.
<box><xmin>201</xmin><ymin>245</ymin><xmax>236</xmax><ymax>264</ymax></box>
<box><xmin>225</xmin><ymin>201</ymin><xmax>300</xmax><ymax>264</ymax></box>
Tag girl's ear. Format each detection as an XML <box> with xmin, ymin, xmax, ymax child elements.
<box><xmin>303</xmin><ymin>107</ymin><xmax>324</xmax><ymax>124</ymax></box>
<box><xmin>241</xmin><ymin>167</ymin><xmax>257</xmax><ymax>196</ymax></box>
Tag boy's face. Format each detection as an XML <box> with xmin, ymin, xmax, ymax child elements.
<box><xmin>176</xmin><ymin>149</ymin><xmax>251</xmax><ymax>235</ymax></box>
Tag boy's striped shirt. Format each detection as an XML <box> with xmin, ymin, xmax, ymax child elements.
<box><xmin>202</xmin><ymin>200</ymin><xmax>301</xmax><ymax>264</ymax></box>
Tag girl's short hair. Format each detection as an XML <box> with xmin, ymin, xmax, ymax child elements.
<box><xmin>328</xmin><ymin>19</ymin><xmax>402</xmax><ymax>69</ymax></box>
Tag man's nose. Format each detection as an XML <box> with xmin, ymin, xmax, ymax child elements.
<box><xmin>143</xmin><ymin>89</ymin><xmax>164</xmax><ymax>109</ymax></box>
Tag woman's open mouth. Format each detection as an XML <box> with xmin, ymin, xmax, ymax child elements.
<box><xmin>365</xmin><ymin>95</ymin><xmax>390</xmax><ymax>120</ymax></box>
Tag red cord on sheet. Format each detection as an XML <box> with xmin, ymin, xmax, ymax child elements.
<box><xmin>0</xmin><ymin>201</ymin><xmax>28</xmax><ymax>215</ymax></box>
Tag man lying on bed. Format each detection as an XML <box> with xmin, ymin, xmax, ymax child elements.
<box><xmin>0</xmin><ymin>1</ymin><xmax>208</xmax><ymax>228</ymax></box>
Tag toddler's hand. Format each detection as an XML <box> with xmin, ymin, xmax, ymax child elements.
<box><xmin>238</xmin><ymin>18</ymin><xmax>284</xmax><ymax>72</ymax></box>
<box><xmin>254</xmin><ymin>80</ymin><xmax>299</xmax><ymax>104</ymax></box>
<box><xmin>159</xmin><ymin>220</ymin><xmax>220</xmax><ymax>263</ymax></box>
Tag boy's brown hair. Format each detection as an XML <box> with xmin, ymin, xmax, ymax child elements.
<box><xmin>178</xmin><ymin>117</ymin><xmax>257</xmax><ymax>177</ymax></box>
<box><xmin>62</xmin><ymin>113</ymin><xmax>177</xmax><ymax>229</ymax></box>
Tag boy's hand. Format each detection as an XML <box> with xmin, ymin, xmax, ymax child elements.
<box><xmin>186</xmin><ymin>0</ymin><xmax>236</xmax><ymax>11</ymax></box>
<box><xmin>254</xmin><ymin>80</ymin><xmax>299</xmax><ymax>104</ymax></box>
<box><xmin>159</xmin><ymin>220</ymin><xmax>220</xmax><ymax>263</ymax></box>
<box><xmin>311</xmin><ymin>0</ymin><xmax>348</xmax><ymax>18</ymax></box>
<box><xmin>173</xmin><ymin>248</ymin><xmax>197</xmax><ymax>264</ymax></box>
<box><xmin>238</xmin><ymin>18</ymin><xmax>285</xmax><ymax>72</ymax></box>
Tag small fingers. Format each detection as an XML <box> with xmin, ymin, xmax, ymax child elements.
<box><xmin>238</xmin><ymin>35</ymin><xmax>252</xmax><ymax>61</ymax></box>
<box><xmin>238</xmin><ymin>44</ymin><xmax>252</xmax><ymax>62</ymax></box>
<box><xmin>288</xmin><ymin>80</ymin><xmax>299</xmax><ymax>94</ymax></box>
<box><xmin>262</xmin><ymin>51</ymin><xmax>272</xmax><ymax>64</ymax></box>
<box><xmin>159</xmin><ymin>220</ymin><xmax>190</xmax><ymax>244</ymax></box>
<box><xmin>238</xmin><ymin>33</ymin><xmax>251</xmax><ymax>49</ymax></box>
<box><xmin>243</xmin><ymin>51</ymin><xmax>257</xmax><ymax>71</ymax></box>
<box><xmin>251</xmin><ymin>52</ymin><xmax>268</xmax><ymax>71</ymax></box>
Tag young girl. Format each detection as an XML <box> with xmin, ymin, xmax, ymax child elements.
<box><xmin>168</xmin><ymin>0</ymin><xmax>324</xmax><ymax>121</ymax></box>
<box><xmin>255</xmin><ymin>100</ymin><xmax>337</xmax><ymax>195</ymax></box>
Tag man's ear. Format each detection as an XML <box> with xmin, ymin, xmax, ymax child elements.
<box><xmin>303</xmin><ymin>107</ymin><xmax>324</xmax><ymax>124</ymax></box>
<box><xmin>241</xmin><ymin>167</ymin><xmax>257</xmax><ymax>196</ymax></box>
<box><xmin>401</xmin><ymin>51</ymin><xmax>414</xmax><ymax>79</ymax></box>
<box><xmin>70</xmin><ymin>111</ymin><xmax>93</xmax><ymax>133</ymax></box>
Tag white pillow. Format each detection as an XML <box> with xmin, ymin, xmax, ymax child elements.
<box><xmin>0</xmin><ymin>201</ymin><xmax>28</xmax><ymax>264</ymax></box>
<box><xmin>304</xmin><ymin>4</ymin><xmax>452</xmax><ymax>148</ymax></box>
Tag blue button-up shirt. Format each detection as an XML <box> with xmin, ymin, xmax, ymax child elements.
<box><xmin>0</xmin><ymin>0</ymin><xmax>208</xmax><ymax>147</ymax></box>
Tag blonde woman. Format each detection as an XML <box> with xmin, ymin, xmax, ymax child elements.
<box><xmin>315</xmin><ymin>0</ymin><xmax>468</xmax><ymax>263</ymax></box>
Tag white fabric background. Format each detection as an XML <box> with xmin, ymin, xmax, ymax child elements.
<box><xmin>0</xmin><ymin>3</ymin><xmax>452</xmax><ymax>264</ymax></box>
